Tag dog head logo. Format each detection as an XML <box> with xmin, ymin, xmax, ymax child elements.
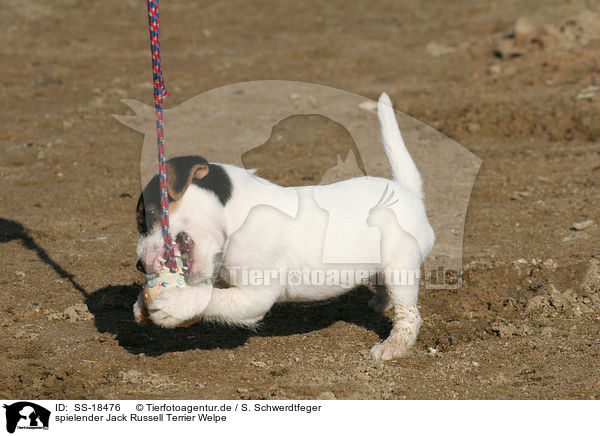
<box><xmin>3</xmin><ymin>402</ymin><xmax>50</xmax><ymax>434</ymax></box>
<box><xmin>116</xmin><ymin>80</ymin><xmax>481</xmax><ymax>289</ymax></box>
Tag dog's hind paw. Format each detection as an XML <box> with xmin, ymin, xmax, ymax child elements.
<box><xmin>369</xmin><ymin>337</ymin><xmax>412</xmax><ymax>360</ymax></box>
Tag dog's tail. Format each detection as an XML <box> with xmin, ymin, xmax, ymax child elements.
<box><xmin>377</xmin><ymin>92</ymin><xmax>422</xmax><ymax>196</ymax></box>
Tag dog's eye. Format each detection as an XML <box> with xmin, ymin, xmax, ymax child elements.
<box><xmin>148</xmin><ymin>209</ymin><xmax>156</xmax><ymax>216</ymax></box>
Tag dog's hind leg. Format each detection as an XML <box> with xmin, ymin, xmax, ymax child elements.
<box><xmin>368</xmin><ymin>283</ymin><xmax>392</xmax><ymax>313</ymax></box>
<box><xmin>370</xmin><ymin>229</ymin><xmax>424</xmax><ymax>360</ymax></box>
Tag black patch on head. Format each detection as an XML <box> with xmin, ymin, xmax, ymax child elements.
<box><xmin>136</xmin><ymin>155</ymin><xmax>232</xmax><ymax>235</ymax></box>
<box><xmin>192</xmin><ymin>162</ymin><xmax>232</xmax><ymax>206</ymax></box>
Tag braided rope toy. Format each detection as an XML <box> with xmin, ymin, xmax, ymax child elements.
<box><xmin>147</xmin><ymin>0</ymin><xmax>176</xmax><ymax>273</ymax></box>
<box><xmin>143</xmin><ymin>0</ymin><xmax>212</xmax><ymax>322</ymax></box>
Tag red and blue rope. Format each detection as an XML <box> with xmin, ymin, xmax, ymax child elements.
<box><xmin>147</xmin><ymin>0</ymin><xmax>177</xmax><ymax>272</ymax></box>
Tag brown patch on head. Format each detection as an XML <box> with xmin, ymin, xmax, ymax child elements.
<box><xmin>166</xmin><ymin>162</ymin><xmax>209</xmax><ymax>200</ymax></box>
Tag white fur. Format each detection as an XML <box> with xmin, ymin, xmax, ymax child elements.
<box><xmin>136</xmin><ymin>93</ymin><xmax>435</xmax><ymax>360</ymax></box>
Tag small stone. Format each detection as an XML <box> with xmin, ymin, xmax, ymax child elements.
<box><xmin>427</xmin><ymin>347</ymin><xmax>439</xmax><ymax>356</ymax></box>
<box><xmin>514</xmin><ymin>18</ymin><xmax>536</xmax><ymax>44</ymax></box>
<box><xmin>425</xmin><ymin>41</ymin><xmax>454</xmax><ymax>57</ymax></box>
<box><xmin>541</xmin><ymin>327</ymin><xmax>555</xmax><ymax>337</ymax></box>
<box><xmin>358</xmin><ymin>100</ymin><xmax>378</xmax><ymax>113</ymax></box>
<box><xmin>317</xmin><ymin>391</ymin><xmax>336</xmax><ymax>400</ymax></box>
<box><xmin>358</xmin><ymin>348</ymin><xmax>371</xmax><ymax>358</ymax></box>
<box><xmin>236</xmin><ymin>387</ymin><xmax>249</xmax><ymax>393</ymax></box>
<box><xmin>14</xmin><ymin>271</ymin><xmax>25</xmax><ymax>277</ymax></box>
<box><xmin>576</xmin><ymin>85</ymin><xmax>598</xmax><ymax>100</ymax></box>
<box><xmin>542</xmin><ymin>259</ymin><xmax>558</xmax><ymax>270</ymax></box>
<box><xmin>488</xmin><ymin>64</ymin><xmax>502</xmax><ymax>75</ymax></box>
<box><xmin>466</xmin><ymin>122</ymin><xmax>480</xmax><ymax>133</ymax></box>
<box><xmin>288</xmin><ymin>93</ymin><xmax>300</xmax><ymax>100</ymax></box>
<box><xmin>571</xmin><ymin>220</ymin><xmax>594</xmax><ymax>231</ymax></box>
<box><xmin>57</xmin><ymin>172</ymin><xmax>64</xmax><ymax>178</ymax></box>
<box><xmin>510</xmin><ymin>191</ymin><xmax>530</xmax><ymax>200</ymax></box>
<box><xmin>251</xmin><ymin>360</ymin><xmax>267</xmax><ymax>369</ymax></box>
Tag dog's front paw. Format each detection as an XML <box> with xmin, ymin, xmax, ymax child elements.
<box><xmin>146</xmin><ymin>286</ymin><xmax>212</xmax><ymax>328</ymax></box>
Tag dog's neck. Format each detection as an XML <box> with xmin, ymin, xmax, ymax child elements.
<box><xmin>220</xmin><ymin>164</ymin><xmax>299</xmax><ymax>237</ymax></box>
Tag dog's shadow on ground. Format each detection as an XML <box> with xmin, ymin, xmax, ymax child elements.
<box><xmin>1</xmin><ymin>218</ymin><xmax>392</xmax><ymax>357</ymax></box>
<box><xmin>86</xmin><ymin>283</ymin><xmax>392</xmax><ymax>356</ymax></box>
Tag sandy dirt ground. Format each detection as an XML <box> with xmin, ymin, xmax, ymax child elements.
<box><xmin>1</xmin><ymin>0</ymin><xmax>599</xmax><ymax>399</ymax></box>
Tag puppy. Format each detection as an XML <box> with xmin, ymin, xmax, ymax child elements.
<box><xmin>134</xmin><ymin>93</ymin><xmax>434</xmax><ymax>360</ymax></box>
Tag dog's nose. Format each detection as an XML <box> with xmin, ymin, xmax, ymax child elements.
<box><xmin>136</xmin><ymin>259</ymin><xmax>146</xmax><ymax>274</ymax></box>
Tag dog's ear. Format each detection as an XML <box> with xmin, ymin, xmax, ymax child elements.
<box><xmin>167</xmin><ymin>162</ymin><xmax>210</xmax><ymax>200</ymax></box>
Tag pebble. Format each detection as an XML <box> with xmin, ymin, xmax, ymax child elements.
<box><xmin>425</xmin><ymin>41</ymin><xmax>454</xmax><ymax>57</ymax></box>
<box><xmin>466</xmin><ymin>122</ymin><xmax>480</xmax><ymax>133</ymax></box>
<box><xmin>514</xmin><ymin>17</ymin><xmax>536</xmax><ymax>44</ymax></box>
<box><xmin>251</xmin><ymin>360</ymin><xmax>267</xmax><ymax>369</ymax></box>
<box><xmin>571</xmin><ymin>220</ymin><xmax>594</xmax><ymax>231</ymax></box>
<box><xmin>236</xmin><ymin>387</ymin><xmax>249</xmax><ymax>393</ymax></box>
<box><xmin>358</xmin><ymin>100</ymin><xmax>378</xmax><ymax>113</ymax></box>
<box><xmin>488</xmin><ymin>64</ymin><xmax>502</xmax><ymax>75</ymax></box>
<box><xmin>576</xmin><ymin>85</ymin><xmax>598</xmax><ymax>100</ymax></box>
<box><xmin>541</xmin><ymin>327</ymin><xmax>555</xmax><ymax>337</ymax></box>
<box><xmin>358</xmin><ymin>348</ymin><xmax>371</xmax><ymax>358</ymax></box>
<box><xmin>510</xmin><ymin>191</ymin><xmax>530</xmax><ymax>200</ymax></box>
<box><xmin>317</xmin><ymin>391</ymin><xmax>336</xmax><ymax>400</ymax></box>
